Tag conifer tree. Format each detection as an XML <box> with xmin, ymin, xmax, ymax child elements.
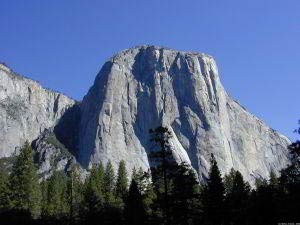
<box><xmin>0</xmin><ymin>170</ymin><xmax>9</xmax><ymax>212</ymax></box>
<box><xmin>115</xmin><ymin>160</ymin><xmax>128</xmax><ymax>200</ymax></box>
<box><xmin>82</xmin><ymin>163</ymin><xmax>106</xmax><ymax>224</ymax></box>
<box><xmin>254</xmin><ymin>177</ymin><xmax>268</xmax><ymax>189</ymax></box>
<box><xmin>225</xmin><ymin>170</ymin><xmax>250</xmax><ymax>225</ymax></box>
<box><xmin>279</xmin><ymin>123</ymin><xmax>300</xmax><ymax>221</ymax></box>
<box><xmin>101</xmin><ymin>161</ymin><xmax>125</xmax><ymax>225</ymax></box>
<box><xmin>131</xmin><ymin>167</ymin><xmax>157</xmax><ymax>221</ymax></box>
<box><xmin>202</xmin><ymin>154</ymin><xmax>225</xmax><ymax>225</ymax></box>
<box><xmin>132</xmin><ymin>167</ymin><xmax>149</xmax><ymax>193</ymax></box>
<box><xmin>9</xmin><ymin>142</ymin><xmax>41</xmax><ymax>218</ymax></box>
<box><xmin>43</xmin><ymin>171</ymin><xmax>69</xmax><ymax>219</ymax></box>
<box><xmin>269</xmin><ymin>169</ymin><xmax>279</xmax><ymax>186</ymax></box>
<box><xmin>67</xmin><ymin>164</ymin><xmax>83</xmax><ymax>222</ymax></box>
<box><xmin>149</xmin><ymin>126</ymin><xmax>175</xmax><ymax>225</ymax></box>
<box><xmin>86</xmin><ymin>163</ymin><xmax>105</xmax><ymax>200</ymax></box>
<box><xmin>170</xmin><ymin>163</ymin><xmax>201</xmax><ymax>225</ymax></box>
<box><xmin>104</xmin><ymin>161</ymin><xmax>116</xmax><ymax>202</ymax></box>
<box><xmin>40</xmin><ymin>180</ymin><xmax>48</xmax><ymax>217</ymax></box>
<box><xmin>224</xmin><ymin>168</ymin><xmax>236</xmax><ymax>195</ymax></box>
<box><xmin>96</xmin><ymin>162</ymin><xmax>105</xmax><ymax>193</ymax></box>
<box><xmin>124</xmin><ymin>180</ymin><xmax>146</xmax><ymax>225</ymax></box>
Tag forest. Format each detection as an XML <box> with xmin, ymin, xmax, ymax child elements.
<box><xmin>0</xmin><ymin>126</ymin><xmax>299</xmax><ymax>225</ymax></box>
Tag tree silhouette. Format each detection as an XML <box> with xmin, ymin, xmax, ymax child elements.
<box><xmin>9</xmin><ymin>142</ymin><xmax>41</xmax><ymax>218</ymax></box>
<box><xmin>278</xmin><ymin>122</ymin><xmax>300</xmax><ymax>222</ymax></box>
<box><xmin>43</xmin><ymin>171</ymin><xmax>69</xmax><ymax>220</ymax></box>
<box><xmin>124</xmin><ymin>180</ymin><xmax>146</xmax><ymax>225</ymax></box>
<box><xmin>202</xmin><ymin>154</ymin><xmax>225</xmax><ymax>225</ymax></box>
<box><xmin>149</xmin><ymin>126</ymin><xmax>175</xmax><ymax>225</ymax></box>
<box><xmin>170</xmin><ymin>163</ymin><xmax>201</xmax><ymax>225</ymax></box>
<box><xmin>224</xmin><ymin>170</ymin><xmax>250</xmax><ymax>225</ymax></box>
<box><xmin>115</xmin><ymin>160</ymin><xmax>128</xmax><ymax>201</ymax></box>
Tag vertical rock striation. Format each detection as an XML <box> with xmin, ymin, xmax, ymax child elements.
<box><xmin>78</xmin><ymin>46</ymin><xmax>290</xmax><ymax>183</ymax></box>
<box><xmin>0</xmin><ymin>63</ymin><xmax>75</xmax><ymax>157</ymax></box>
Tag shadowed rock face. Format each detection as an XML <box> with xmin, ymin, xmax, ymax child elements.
<box><xmin>78</xmin><ymin>46</ymin><xmax>290</xmax><ymax>183</ymax></box>
<box><xmin>0</xmin><ymin>63</ymin><xmax>75</xmax><ymax>157</ymax></box>
<box><xmin>0</xmin><ymin>46</ymin><xmax>291</xmax><ymax>183</ymax></box>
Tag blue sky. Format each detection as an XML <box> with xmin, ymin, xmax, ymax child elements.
<box><xmin>0</xmin><ymin>0</ymin><xmax>299</xmax><ymax>140</ymax></box>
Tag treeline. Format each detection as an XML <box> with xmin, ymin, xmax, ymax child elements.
<box><xmin>0</xmin><ymin>127</ymin><xmax>299</xmax><ymax>225</ymax></box>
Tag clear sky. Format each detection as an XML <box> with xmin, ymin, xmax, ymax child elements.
<box><xmin>0</xmin><ymin>0</ymin><xmax>299</xmax><ymax>140</ymax></box>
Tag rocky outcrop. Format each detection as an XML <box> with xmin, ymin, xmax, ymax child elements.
<box><xmin>0</xmin><ymin>63</ymin><xmax>75</xmax><ymax>158</ymax></box>
<box><xmin>32</xmin><ymin>130</ymin><xmax>75</xmax><ymax>179</ymax></box>
<box><xmin>0</xmin><ymin>46</ymin><xmax>291</xmax><ymax>184</ymax></box>
<box><xmin>78</xmin><ymin>46</ymin><xmax>290</xmax><ymax>183</ymax></box>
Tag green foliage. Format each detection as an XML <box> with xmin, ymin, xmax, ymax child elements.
<box><xmin>280</xmin><ymin>140</ymin><xmax>300</xmax><ymax>190</ymax></box>
<box><xmin>201</xmin><ymin>154</ymin><xmax>225</xmax><ymax>225</ymax></box>
<box><xmin>132</xmin><ymin>167</ymin><xmax>148</xmax><ymax>192</ymax></box>
<box><xmin>0</xmin><ymin>170</ymin><xmax>9</xmax><ymax>211</ymax></box>
<box><xmin>224</xmin><ymin>168</ymin><xmax>236</xmax><ymax>195</ymax></box>
<box><xmin>45</xmin><ymin>134</ymin><xmax>72</xmax><ymax>165</ymax></box>
<box><xmin>2</xmin><ymin>124</ymin><xmax>300</xmax><ymax>224</ymax></box>
<box><xmin>0</xmin><ymin>156</ymin><xmax>16</xmax><ymax>174</ymax></box>
<box><xmin>115</xmin><ymin>160</ymin><xmax>128</xmax><ymax>201</ymax></box>
<box><xmin>86</xmin><ymin>163</ymin><xmax>105</xmax><ymax>199</ymax></box>
<box><xmin>8</xmin><ymin>142</ymin><xmax>41</xmax><ymax>218</ymax></box>
<box><xmin>277</xmin><ymin>130</ymin><xmax>300</xmax><ymax>221</ymax></box>
<box><xmin>150</xmin><ymin>126</ymin><xmax>176</xmax><ymax>225</ymax></box>
<box><xmin>104</xmin><ymin>161</ymin><xmax>116</xmax><ymax>203</ymax></box>
<box><xmin>82</xmin><ymin>163</ymin><xmax>105</xmax><ymax>220</ymax></box>
<box><xmin>132</xmin><ymin>167</ymin><xmax>157</xmax><ymax>221</ymax></box>
<box><xmin>269</xmin><ymin>169</ymin><xmax>279</xmax><ymax>186</ymax></box>
<box><xmin>43</xmin><ymin>171</ymin><xmax>69</xmax><ymax>218</ymax></box>
<box><xmin>67</xmin><ymin>164</ymin><xmax>84</xmax><ymax>221</ymax></box>
<box><xmin>224</xmin><ymin>170</ymin><xmax>251</xmax><ymax>225</ymax></box>
<box><xmin>124</xmin><ymin>180</ymin><xmax>146</xmax><ymax>225</ymax></box>
<box><xmin>170</xmin><ymin>163</ymin><xmax>201</xmax><ymax>225</ymax></box>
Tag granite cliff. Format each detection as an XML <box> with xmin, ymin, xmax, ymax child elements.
<box><xmin>0</xmin><ymin>46</ymin><xmax>291</xmax><ymax>183</ymax></box>
<box><xmin>0</xmin><ymin>63</ymin><xmax>77</xmax><ymax>177</ymax></box>
<box><xmin>78</xmin><ymin>46</ymin><xmax>290</xmax><ymax>183</ymax></box>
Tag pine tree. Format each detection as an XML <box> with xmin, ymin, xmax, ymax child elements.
<box><xmin>0</xmin><ymin>170</ymin><xmax>9</xmax><ymax>212</ymax></box>
<box><xmin>96</xmin><ymin>162</ymin><xmax>105</xmax><ymax>194</ymax></box>
<box><xmin>278</xmin><ymin>123</ymin><xmax>300</xmax><ymax>221</ymax></box>
<box><xmin>225</xmin><ymin>170</ymin><xmax>250</xmax><ymax>225</ymax></box>
<box><xmin>202</xmin><ymin>154</ymin><xmax>225</xmax><ymax>225</ymax></box>
<box><xmin>82</xmin><ymin>163</ymin><xmax>105</xmax><ymax>224</ymax></box>
<box><xmin>254</xmin><ymin>177</ymin><xmax>268</xmax><ymax>189</ymax></box>
<box><xmin>131</xmin><ymin>167</ymin><xmax>157</xmax><ymax>222</ymax></box>
<box><xmin>9</xmin><ymin>142</ymin><xmax>41</xmax><ymax>218</ymax></box>
<box><xmin>40</xmin><ymin>180</ymin><xmax>48</xmax><ymax>217</ymax></box>
<box><xmin>104</xmin><ymin>161</ymin><xmax>116</xmax><ymax>202</ymax></box>
<box><xmin>115</xmin><ymin>160</ymin><xmax>128</xmax><ymax>200</ymax></box>
<box><xmin>141</xmin><ymin>172</ymin><xmax>157</xmax><ymax>222</ymax></box>
<box><xmin>170</xmin><ymin>163</ymin><xmax>201</xmax><ymax>225</ymax></box>
<box><xmin>269</xmin><ymin>169</ymin><xmax>279</xmax><ymax>187</ymax></box>
<box><xmin>250</xmin><ymin>179</ymin><xmax>281</xmax><ymax>224</ymax></box>
<box><xmin>67</xmin><ymin>164</ymin><xmax>84</xmax><ymax>222</ymax></box>
<box><xmin>149</xmin><ymin>126</ymin><xmax>175</xmax><ymax>225</ymax></box>
<box><xmin>132</xmin><ymin>167</ymin><xmax>147</xmax><ymax>192</ymax></box>
<box><xmin>100</xmin><ymin>161</ymin><xmax>125</xmax><ymax>225</ymax></box>
<box><xmin>86</xmin><ymin>163</ymin><xmax>105</xmax><ymax>200</ymax></box>
<box><xmin>43</xmin><ymin>171</ymin><xmax>69</xmax><ymax>219</ymax></box>
<box><xmin>224</xmin><ymin>168</ymin><xmax>236</xmax><ymax>195</ymax></box>
<box><xmin>124</xmin><ymin>180</ymin><xmax>146</xmax><ymax>225</ymax></box>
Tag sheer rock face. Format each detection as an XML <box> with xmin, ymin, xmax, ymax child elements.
<box><xmin>78</xmin><ymin>46</ymin><xmax>290</xmax><ymax>183</ymax></box>
<box><xmin>0</xmin><ymin>46</ymin><xmax>291</xmax><ymax>183</ymax></box>
<box><xmin>0</xmin><ymin>63</ymin><xmax>75</xmax><ymax>157</ymax></box>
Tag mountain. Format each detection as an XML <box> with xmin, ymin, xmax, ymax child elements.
<box><xmin>0</xmin><ymin>63</ymin><xmax>78</xmax><ymax>177</ymax></box>
<box><xmin>0</xmin><ymin>46</ymin><xmax>291</xmax><ymax>183</ymax></box>
<box><xmin>78</xmin><ymin>46</ymin><xmax>290</xmax><ymax>183</ymax></box>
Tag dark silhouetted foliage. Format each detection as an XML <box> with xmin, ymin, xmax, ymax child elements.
<box><xmin>1</xmin><ymin>125</ymin><xmax>300</xmax><ymax>225</ymax></box>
